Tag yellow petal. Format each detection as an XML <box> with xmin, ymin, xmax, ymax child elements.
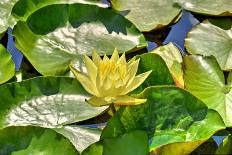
<box><xmin>117</xmin><ymin>52</ymin><xmax>126</xmax><ymax>66</ymax></box>
<box><xmin>92</xmin><ymin>50</ymin><xmax>102</xmax><ymax>66</ymax></box>
<box><xmin>114</xmin><ymin>95</ymin><xmax>147</xmax><ymax>105</ymax></box>
<box><xmin>128</xmin><ymin>57</ymin><xmax>136</xmax><ymax>65</ymax></box>
<box><xmin>83</xmin><ymin>54</ymin><xmax>97</xmax><ymax>83</ymax></box>
<box><xmin>70</xmin><ymin>64</ymin><xmax>98</xmax><ymax>96</ymax></box>
<box><xmin>111</xmin><ymin>49</ymin><xmax>119</xmax><ymax>63</ymax></box>
<box><xmin>122</xmin><ymin>70</ymin><xmax>152</xmax><ymax>95</ymax></box>
<box><xmin>87</xmin><ymin>96</ymin><xmax>110</xmax><ymax>106</ymax></box>
<box><xmin>124</xmin><ymin>59</ymin><xmax>140</xmax><ymax>85</ymax></box>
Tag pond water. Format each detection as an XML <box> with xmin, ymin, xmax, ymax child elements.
<box><xmin>3</xmin><ymin>9</ymin><xmax>225</xmax><ymax>146</ymax></box>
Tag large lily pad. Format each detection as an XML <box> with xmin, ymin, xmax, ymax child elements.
<box><xmin>0</xmin><ymin>126</ymin><xmax>78</xmax><ymax>155</ymax></box>
<box><xmin>151</xmin><ymin>43</ymin><xmax>184</xmax><ymax>87</ymax></box>
<box><xmin>177</xmin><ymin>0</ymin><xmax>232</xmax><ymax>16</ymax></box>
<box><xmin>0</xmin><ymin>76</ymin><xmax>107</xmax><ymax>129</ymax></box>
<box><xmin>184</xmin><ymin>55</ymin><xmax>232</xmax><ymax>127</ymax></box>
<box><xmin>110</xmin><ymin>0</ymin><xmax>181</xmax><ymax>32</ymax></box>
<box><xmin>103</xmin><ymin>130</ymin><xmax>149</xmax><ymax>155</ymax></box>
<box><xmin>12</xmin><ymin>0</ymin><xmax>108</xmax><ymax>21</ymax></box>
<box><xmin>0</xmin><ymin>0</ymin><xmax>18</xmax><ymax>34</ymax></box>
<box><xmin>13</xmin><ymin>4</ymin><xmax>147</xmax><ymax>75</ymax></box>
<box><xmin>0</xmin><ymin>44</ymin><xmax>15</xmax><ymax>84</ymax></box>
<box><xmin>185</xmin><ymin>19</ymin><xmax>232</xmax><ymax>70</ymax></box>
<box><xmin>101</xmin><ymin>86</ymin><xmax>225</xmax><ymax>151</ymax></box>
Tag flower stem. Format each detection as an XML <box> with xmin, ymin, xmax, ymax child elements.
<box><xmin>110</xmin><ymin>104</ymin><xmax>116</xmax><ymax>114</ymax></box>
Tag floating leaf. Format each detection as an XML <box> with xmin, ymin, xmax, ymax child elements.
<box><xmin>0</xmin><ymin>76</ymin><xmax>107</xmax><ymax>129</ymax></box>
<box><xmin>0</xmin><ymin>126</ymin><xmax>78</xmax><ymax>155</ymax></box>
<box><xmin>82</xmin><ymin>141</ymin><xmax>103</xmax><ymax>155</ymax></box>
<box><xmin>13</xmin><ymin>4</ymin><xmax>147</xmax><ymax>75</ymax></box>
<box><xmin>103</xmin><ymin>130</ymin><xmax>149</xmax><ymax>155</ymax></box>
<box><xmin>185</xmin><ymin>19</ymin><xmax>232</xmax><ymax>70</ymax></box>
<box><xmin>84</xmin><ymin>130</ymin><xmax>149</xmax><ymax>155</ymax></box>
<box><xmin>12</xmin><ymin>0</ymin><xmax>108</xmax><ymax>21</ymax></box>
<box><xmin>101</xmin><ymin>86</ymin><xmax>225</xmax><ymax>151</ymax></box>
<box><xmin>159</xmin><ymin>137</ymin><xmax>217</xmax><ymax>155</ymax></box>
<box><xmin>151</xmin><ymin>43</ymin><xmax>184</xmax><ymax>87</ymax></box>
<box><xmin>177</xmin><ymin>0</ymin><xmax>232</xmax><ymax>16</ymax></box>
<box><xmin>0</xmin><ymin>0</ymin><xmax>18</xmax><ymax>34</ymax></box>
<box><xmin>184</xmin><ymin>55</ymin><xmax>232</xmax><ymax>126</ymax></box>
<box><xmin>133</xmin><ymin>53</ymin><xmax>175</xmax><ymax>94</ymax></box>
<box><xmin>110</xmin><ymin>0</ymin><xmax>181</xmax><ymax>31</ymax></box>
<box><xmin>157</xmin><ymin>141</ymin><xmax>202</xmax><ymax>155</ymax></box>
<box><xmin>55</xmin><ymin>125</ymin><xmax>101</xmax><ymax>153</ymax></box>
<box><xmin>0</xmin><ymin>44</ymin><xmax>15</xmax><ymax>84</ymax></box>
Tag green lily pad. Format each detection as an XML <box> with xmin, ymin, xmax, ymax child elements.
<box><xmin>12</xmin><ymin>0</ymin><xmax>108</xmax><ymax>21</ymax></box>
<box><xmin>185</xmin><ymin>19</ymin><xmax>232</xmax><ymax>70</ymax></box>
<box><xmin>157</xmin><ymin>141</ymin><xmax>202</xmax><ymax>155</ymax></box>
<box><xmin>0</xmin><ymin>0</ymin><xmax>18</xmax><ymax>34</ymax></box>
<box><xmin>101</xmin><ymin>86</ymin><xmax>225</xmax><ymax>151</ymax></box>
<box><xmin>184</xmin><ymin>55</ymin><xmax>232</xmax><ymax>126</ymax></box>
<box><xmin>215</xmin><ymin>134</ymin><xmax>232</xmax><ymax>154</ymax></box>
<box><xmin>151</xmin><ymin>43</ymin><xmax>184</xmax><ymax>87</ymax></box>
<box><xmin>177</xmin><ymin>0</ymin><xmax>232</xmax><ymax>16</ymax></box>
<box><xmin>0</xmin><ymin>76</ymin><xmax>107</xmax><ymax>129</ymax></box>
<box><xmin>82</xmin><ymin>141</ymin><xmax>103</xmax><ymax>155</ymax></box>
<box><xmin>0</xmin><ymin>126</ymin><xmax>78</xmax><ymax>155</ymax></box>
<box><xmin>83</xmin><ymin>130</ymin><xmax>149</xmax><ymax>155</ymax></box>
<box><xmin>0</xmin><ymin>44</ymin><xmax>15</xmax><ymax>84</ymax></box>
<box><xmin>132</xmin><ymin>52</ymin><xmax>175</xmax><ymax>94</ymax></box>
<box><xmin>55</xmin><ymin>125</ymin><xmax>101</xmax><ymax>153</ymax></box>
<box><xmin>110</xmin><ymin>0</ymin><xmax>181</xmax><ymax>32</ymax></box>
<box><xmin>158</xmin><ymin>137</ymin><xmax>217</xmax><ymax>155</ymax></box>
<box><xmin>13</xmin><ymin>4</ymin><xmax>147</xmax><ymax>75</ymax></box>
<box><xmin>103</xmin><ymin>130</ymin><xmax>149</xmax><ymax>155</ymax></box>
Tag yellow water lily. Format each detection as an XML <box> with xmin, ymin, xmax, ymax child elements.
<box><xmin>70</xmin><ymin>49</ymin><xmax>151</xmax><ymax>106</ymax></box>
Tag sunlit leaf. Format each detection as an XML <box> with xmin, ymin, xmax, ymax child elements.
<box><xmin>0</xmin><ymin>44</ymin><xmax>15</xmax><ymax>84</ymax></box>
<box><xmin>0</xmin><ymin>0</ymin><xmax>18</xmax><ymax>34</ymax></box>
<box><xmin>110</xmin><ymin>0</ymin><xmax>181</xmax><ymax>31</ymax></box>
<box><xmin>13</xmin><ymin>4</ymin><xmax>147</xmax><ymax>75</ymax></box>
<box><xmin>151</xmin><ymin>43</ymin><xmax>184</xmax><ymax>87</ymax></box>
<box><xmin>184</xmin><ymin>55</ymin><xmax>232</xmax><ymax>126</ymax></box>
<box><xmin>101</xmin><ymin>86</ymin><xmax>225</xmax><ymax>151</ymax></box>
<box><xmin>55</xmin><ymin>125</ymin><xmax>101</xmax><ymax>153</ymax></box>
<box><xmin>177</xmin><ymin>0</ymin><xmax>232</xmax><ymax>16</ymax></box>
<box><xmin>185</xmin><ymin>19</ymin><xmax>232</xmax><ymax>70</ymax></box>
<box><xmin>0</xmin><ymin>76</ymin><xmax>107</xmax><ymax>129</ymax></box>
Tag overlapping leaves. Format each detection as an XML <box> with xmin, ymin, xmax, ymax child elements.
<box><xmin>13</xmin><ymin>3</ymin><xmax>147</xmax><ymax>75</ymax></box>
<box><xmin>101</xmin><ymin>86</ymin><xmax>225</xmax><ymax>152</ymax></box>
<box><xmin>185</xmin><ymin>19</ymin><xmax>232</xmax><ymax>70</ymax></box>
<box><xmin>110</xmin><ymin>0</ymin><xmax>181</xmax><ymax>32</ymax></box>
<box><xmin>184</xmin><ymin>55</ymin><xmax>232</xmax><ymax>127</ymax></box>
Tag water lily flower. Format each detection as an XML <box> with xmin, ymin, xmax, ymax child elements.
<box><xmin>70</xmin><ymin>49</ymin><xmax>151</xmax><ymax>106</ymax></box>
